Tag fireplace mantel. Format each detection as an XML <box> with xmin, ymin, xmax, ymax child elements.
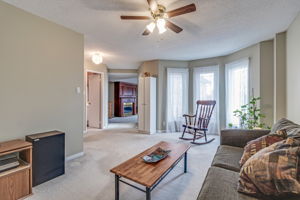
<box><xmin>114</xmin><ymin>82</ymin><xmax>137</xmax><ymax>117</ymax></box>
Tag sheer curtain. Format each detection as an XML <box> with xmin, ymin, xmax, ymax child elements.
<box><xmin>193</xmin><ymin>66</ymin><xmax>220</xmax><ymax>135</ymax></box>
<box><xmin>225</xmin><ymin>58</ymin><xmax>249</xmax><ymax>127</ymax></box>
<box><xmin>166</xmin><ymin>68</ymin><xmax>189</xmax><ymax>132</ymax></box>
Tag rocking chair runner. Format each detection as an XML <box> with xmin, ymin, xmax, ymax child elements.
<box><xmin>180</xmin><ymin>100</ymin><xmax>216</xmax><ymax>145</ymax></box>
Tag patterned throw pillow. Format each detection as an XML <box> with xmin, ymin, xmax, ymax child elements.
<box><xmin>271</xmin><ymin>118</ymin><xmax>300</xmax><ymax>137</ymax></box>
<box><xmin>238</xmin><ymin>138</ymin><xmax>300</xmax><ymax>197</ymax></box>
<box><xmin>239</xmin><ymin>130</ymin><xmax>287</xmax><ymax>166</ymax></box>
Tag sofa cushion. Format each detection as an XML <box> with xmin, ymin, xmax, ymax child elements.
<box><xmin>239</xmin><ymin>130</ymin><xmax>287</xmax><ymax>166</ymax></box>
<box><xmin>197</xmin><ymin>167</ymin><xmax>260</xmax><ymax>200</ymax></box>
<box><xmin>238</xmin><ymin>138</ymin><xmax>300</xmax><ymax>198</ymax></box>
<box><xmin>212</xmin><ymin>145</ymin><xmax>244</xmax><ymax>172</ymax></box>
<box><xmin>271</xmin><ymin>118</ymin><xmax>300</xmax><ymax>137</ymax></box>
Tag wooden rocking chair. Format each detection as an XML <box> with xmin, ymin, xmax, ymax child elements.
<box><xmin>180</xmin><ymin>100</ymin><xmax>216</xmax><ymax>145</ymax></box>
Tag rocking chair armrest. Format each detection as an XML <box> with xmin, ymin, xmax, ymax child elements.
<box><xmin>183</xmin><ymin>114</ymin><xmax>196</xmax><ymax>118</ymax></box>
<box><xmin>183</xmin><ymin>114</ymin><xmax>196</xmax><ymax>126</ymax></box>
<box><xmin>220</xmin><ymin>129</ymin><xmax>270</xmax><ymax>148</ymax></box>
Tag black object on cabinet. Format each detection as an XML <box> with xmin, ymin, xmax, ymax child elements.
<box><xmin>26</xmin><ymin>130</ymin><xmax>65</xmax><ymax>187</ymax></box>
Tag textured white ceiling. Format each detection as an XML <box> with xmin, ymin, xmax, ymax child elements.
<box><xmin>3</xmin><ymin>0</ymin><xmax>300</xmax><ymax>69</ymax></box>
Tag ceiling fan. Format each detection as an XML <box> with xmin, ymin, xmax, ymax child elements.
<box><xmin>120</xmin><ymin>0</ymin><xmax>196</xmax><ymax>35</ymax></box>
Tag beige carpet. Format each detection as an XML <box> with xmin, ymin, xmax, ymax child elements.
<box><xmin>108</xmin><ymin>115</ymin><xmax>138</xmax><ymax>129</ymax></box>
<box><xmin>108</xmin><ymin>115</ymin><xmax>138</xmax><ymax>124</ymax></box>
<box><xmin>28</xmin><ymin>128</ymin><xmax>219</xmax><ymax>200</ymax></box>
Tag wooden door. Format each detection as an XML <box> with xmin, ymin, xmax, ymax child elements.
<box><xmin>87</xmin><ymin>73</ymin><xmax>101</xmax><ymax>128</ymax></box>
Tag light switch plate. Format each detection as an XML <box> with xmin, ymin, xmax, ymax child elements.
<box><xmin>76</xmin><ymin>87</ymin><xmax>81</xmax><ymax>94</ymax></box>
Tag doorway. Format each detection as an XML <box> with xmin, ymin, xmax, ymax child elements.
<box><xmin>86</xmin><ymin>72</ymin><xmax>102</xmax><ymax>129</ymax></box>
<box><xmin>108</xmin><ymin>73</ymin><xmax>138</xmax><ymax>129</ymax></box>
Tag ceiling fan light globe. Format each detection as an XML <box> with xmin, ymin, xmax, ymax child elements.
<box><xmin>157</xmin><ymin>18</ymin><xmax>167</xmax><ymax>34</ymax></box>
<box><xmin>157</xmin><ymin>18</ymin><xmax>166</xmax><ymax>27</ymax></box>
<box><xmin>158</xmin><ymin>26</ymin><xmax>167</xmax><ymax>34</ymax></box>
<box><xmin>147</xmin><ymin>22</ymin><xmax>156</xmax><ymax>33</ymax></box>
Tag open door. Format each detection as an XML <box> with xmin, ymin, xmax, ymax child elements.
<box><xmin>87</xmin><ymin>73</ymin><xmax>101</xmax><ymax>129</ymax></box>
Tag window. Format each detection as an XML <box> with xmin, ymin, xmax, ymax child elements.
<box><xmin>225</xmin><ymin>58</ymin><xmax>249</xmax><ymax>127</ymax></box>
<box><xmin>166</xmin><ymin>68</ymin><xmax>189</xmax><ymax>132</ymax></box>
<box><xmin>194</xmin><ymin>66</ymin><xmax>220</xmax><ymax>134</ymax></box>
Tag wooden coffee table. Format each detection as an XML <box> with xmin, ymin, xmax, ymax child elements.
<box><xmin>110</xmin><ymin>141</ymin><xmax>191</xmax><ymax>200</ymax></box>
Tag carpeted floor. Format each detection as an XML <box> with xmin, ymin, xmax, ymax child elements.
<box><xmin>108</xmin><ymin>115</ymin><xmax>138</xmax><ymax>129</ymax></box>
<box><xmin>28</xmin><ymin>128</ymin><xmax>219</xmax><ymax>200</ymax></box>
<box><xmin>108</xmin><ymin>115</ymin><xmax>138</xmax><ymax>123</ymax></box>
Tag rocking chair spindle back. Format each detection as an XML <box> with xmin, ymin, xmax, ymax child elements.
<box><xmin>195</xmin><ymin>100</ymin><xmax>216</xmax><ymax>129</ymax></box>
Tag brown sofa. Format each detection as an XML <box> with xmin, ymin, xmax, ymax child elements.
<box><xmin>197</xmin><ymin>129</ymin><xmax>299</xmax><ymax>200</ymax></box>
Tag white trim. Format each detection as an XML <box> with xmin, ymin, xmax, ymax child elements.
<box><xmin>156</xmin><ymin>130</ymin><xmax>167</xmax><ymax>133</ymax></box>
<box><xmin>66</xmin><ymin>152</ymin><xmax>84</xmax><ymax>162</ymax></box>
<box><xmin>225</xmin><ymin>58</ymin><xmax>250</xmax><ymax>127</ymax></box>
<box><xmin>137</xmin><ymin>129</ymin><xmax>165</xmax><ymax>134</ymax></box>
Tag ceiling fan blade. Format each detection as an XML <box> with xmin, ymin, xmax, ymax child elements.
<box><xmin>166</xmin><ymin>20</ymin><xmax>183</xmax><ymax>33</ymax></box>
<box><xmin>147</xmin><ymin>0</ymin><xmax>158</xmax><ymax>11</ymax></box>
<box><xmin>142</xmin><ymin>29</ymin><xmax>151</xmax><ymax>36</ymax></box>
<box><xmin>167</xmin><ymin>3</ymin><xmax>196</xmax><ymax>18</ymax></box>
<box><xmin>121</xmin><ymin>16</ymin><xmax>151</xmax><ymax>20</ymax></box>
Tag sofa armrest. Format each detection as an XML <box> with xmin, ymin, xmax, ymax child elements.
<box><xmin>220</xmin><ymin>129</ymin><xmax>270</xmax><ymax>148</ymax></box>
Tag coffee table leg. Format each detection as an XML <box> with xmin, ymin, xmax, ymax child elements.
<box><xmin>115</xmin><ymin>175</ymin><xmax>120</xmax><ymax>200</ymax></box>
<box><xmin>146</xmin><ymin>187</ymin><xmax>151</xmax><ymax>200</ymax></box>
<box><xmin>184</xmin><ymin>152</ymin><xmax>187</xmax><ymax>173</ymax></box>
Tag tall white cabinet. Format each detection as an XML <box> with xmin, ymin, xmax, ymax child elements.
<box><xmin>138</xmin><ymin>77</ymin><xmax>157</xmax><ymax>134</ymax></box>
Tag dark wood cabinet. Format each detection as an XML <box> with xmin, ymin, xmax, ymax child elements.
<box><xmin>114</xmin><ymin>82</ymin><xmax>137</xmax><ymax>117</ymax></box>
<box><xmin>26</xmin><ymin>131</ymin><xmax>65</xmax><ymax>187</ymax></box>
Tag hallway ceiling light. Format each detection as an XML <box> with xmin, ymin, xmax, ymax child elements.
<box><xmin>92</xmin><ymin>53</ymin><xmax>103</xmax><ymax>65</ymax></box>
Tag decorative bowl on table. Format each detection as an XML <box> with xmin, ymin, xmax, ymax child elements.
<box><xmin>142</xmin><ymin>147</ymin><xmax>171</xmax><ymax>163</ymax></box>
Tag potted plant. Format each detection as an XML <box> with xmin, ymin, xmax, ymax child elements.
<box><xmin>228</xmin><ymin>97</ymin><xmax>270</xmax><ymax>129</ymax></box>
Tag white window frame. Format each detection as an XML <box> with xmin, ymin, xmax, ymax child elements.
<box><xmin>166</xmin><ymin>68</ymin><xmax>189</xmax><ymax>132</ymax></box>
<box><xmin>193</xmin><ymin>65</ymin><xmax>220</xmax><ymax>135</ymax></box>
<box><xmin>225</xmin><ymin>58</ymin><xmax>250</xmax><ymax>127</ymax></box>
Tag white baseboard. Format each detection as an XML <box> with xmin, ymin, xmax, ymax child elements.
<box><xmin>156</xmin><ymin>130</ymin><xmax>167</xmax><ymax>133</ymax></box>
<box><xmin>138</xmin><ymin>130</ymin><xmax>167</xmax><ymax>134</ymax></box>
<box><xmin>66</xmin><ymin>152</ymin><xmax>84</xmax><ymax>162</ymax></box>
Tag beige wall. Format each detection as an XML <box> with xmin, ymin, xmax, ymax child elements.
<box><xmin>274</xmin><ymin>32</ymin><xmax>287</xmax><ymax>122</ymax></box>
<box><xmin>287</xmin><ymin>13</ymin><xmax>300</xmax><ymax>124</ymax></box>
<box><xmin>0</xmin><ymin>1</ymin><xmax>84</xmax><ymax>156</ymax></box>
<box><xmin>138</xmin><ymin>60</ymin><xmax>159</xmax><ymax>77</ymax></box>
<box><xmin>260</xmin><ymin>40</ymin><xmax>274</xmax><ymax>126</ymax></box>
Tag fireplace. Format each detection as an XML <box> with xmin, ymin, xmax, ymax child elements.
<box><xmin>114</xmin><ymin>82</ymin><xmax>137</xmax><ymax>117</ymax></box>
<box><xmin>123</xmin><ymin>102</ymin><xmax>133</xmax><ymax>116</ymax></box>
